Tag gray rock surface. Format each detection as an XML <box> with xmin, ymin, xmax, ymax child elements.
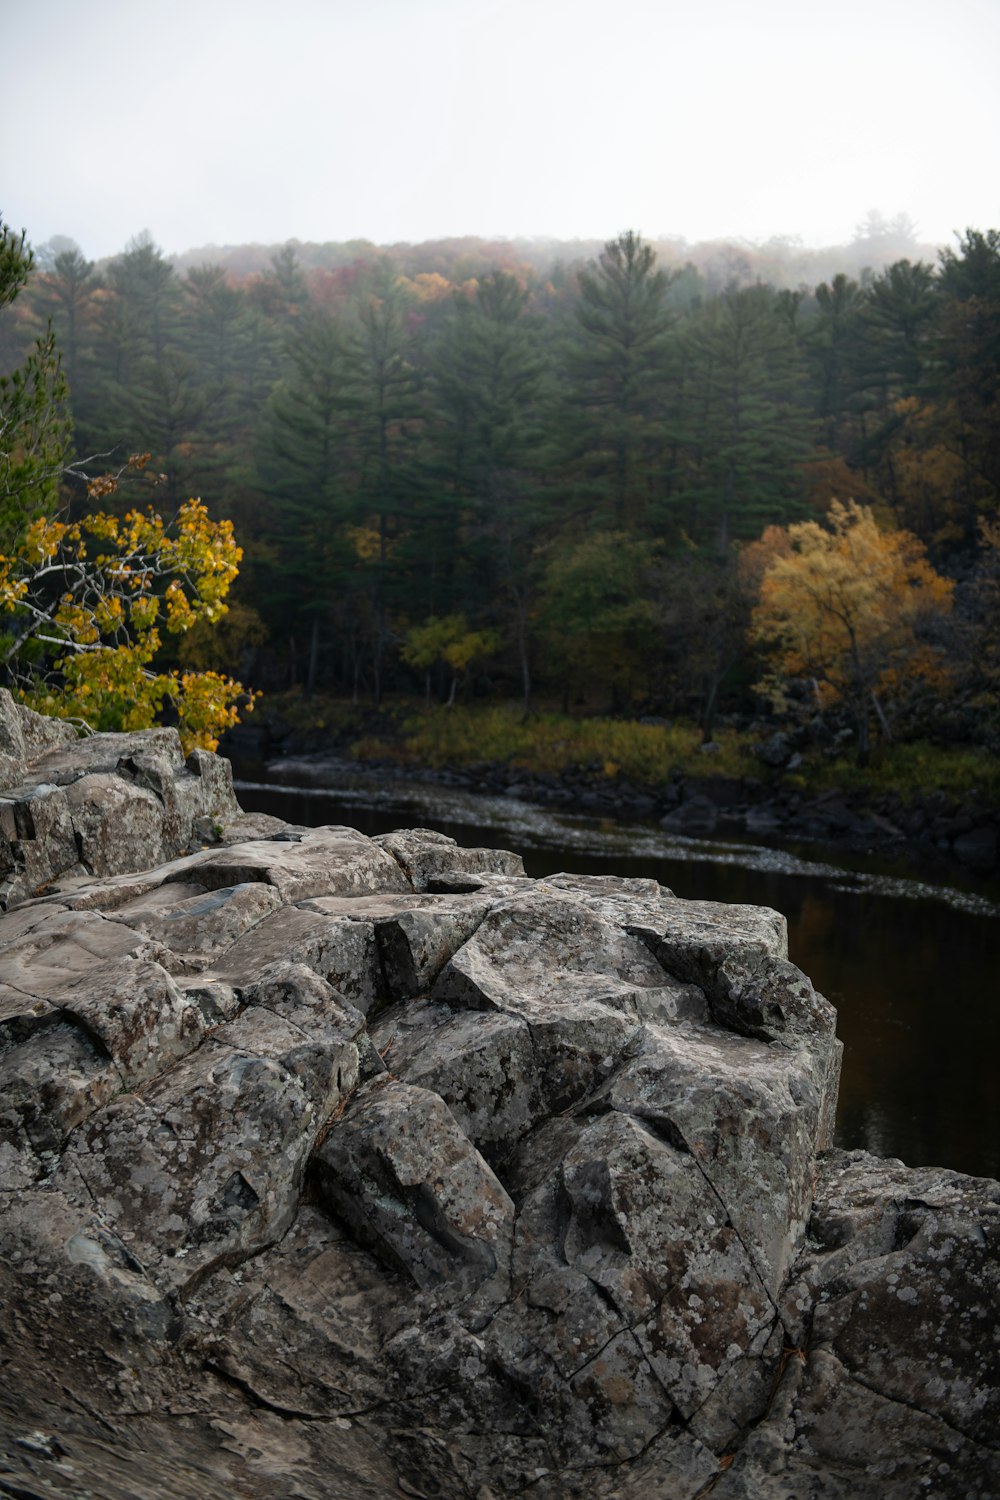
<box><xmin>0</xmin><ymin>732</ymin><xmax>996</xmax><ymax>1499</ymax></box>
<box><xmin>0</xmin><ymin>689</ymin><xmax>241</xmax><ymax>907</ymax></box>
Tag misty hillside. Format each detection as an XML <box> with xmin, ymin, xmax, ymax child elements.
<box><xmin>163</xmin><ymin>212</ymin><xmax>943</xmax><ymax>293</ymax></box>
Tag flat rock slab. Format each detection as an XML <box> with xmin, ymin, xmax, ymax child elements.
<box><xmin>375</xmin><ymin>825</ymin><xmax>525</xmax><ymax>890</ymax></box>
<box><xmin>164</xmin><ymin>825</ymin><xmax>412</xmax><ymax>902</ymax></box>
<box><xmin>110</xmin><ymin>879</ymin><xmax>284</xmax><ymax>967</ymax></box>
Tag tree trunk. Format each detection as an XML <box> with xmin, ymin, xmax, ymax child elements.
<box><xmin>870</xmin><ymin>690</ymin><xmax>892</xmax><ymax>744</ymax></box>
<box><xmin>856</xmin><ymin>704</ymin><xmax>870</xmax><ymax>767</ymax></box>
<box><xmin>514</xmin><ymin>592</ymin><xmax>532</xmax><ymax>715</ymax></box>
<box><xmin>701</xmin><ymin>676</ymin><xmax>719</xmax><ymax>744</ymax></box>
<box><xmin>306</xmin><ymin>616</ymin><xmax>320</xmax><ymax>696</ymax></box>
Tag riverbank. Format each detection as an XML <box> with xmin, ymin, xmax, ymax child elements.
<box><xmin>221</xmin><ymin>697</ymin><xmax>1000</xmax><ymax>879</ymax></box>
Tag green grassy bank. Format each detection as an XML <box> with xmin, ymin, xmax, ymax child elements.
<box><xmin>258</xmin><ymin>695</ymin><xmax>1000</xmax><ymax>809</ymax></box>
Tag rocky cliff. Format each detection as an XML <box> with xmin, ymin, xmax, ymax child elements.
<box><xmin>1</xmin><ymin>697</ymin><xmax>997</xmax><ymax>1499</ymax></box>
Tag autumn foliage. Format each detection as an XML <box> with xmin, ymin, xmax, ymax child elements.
<box><xmin>1</xmin><ymin>219</ymin><xmax>255</xmax><ymax>752</ymax></box>
<box><xmin>4</xmin><ymin>218</ymin><xmax>1000</xmax><ymax>762</ymax></box>
<box><xmin>0</xmin><ymin>490</ymin><xmax>253</xmax><ymax>751</ymax></box>
<box><xmin>401</xmin><ymin>614</ymin><xmax>500</xmax><ymax>706</ymax></box>
<box><xmin>751</xmin><ymin>502</ymin><xmax>953</xmax><ymax>763</ymax></box>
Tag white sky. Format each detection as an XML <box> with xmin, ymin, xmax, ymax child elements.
<box><xmin>3</xmin><ymin>0</ymin><xmax>998</xmax><ymax>261</ymax></box>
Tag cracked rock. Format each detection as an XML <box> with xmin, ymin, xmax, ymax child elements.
<box><xmin>0</xmin><ymin>727</ymin><xmax>996</xmax><ymax>1500</ymax></box>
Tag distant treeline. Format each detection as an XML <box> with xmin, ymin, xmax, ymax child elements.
<box><xmin>2</xmin><ymin>222</ymin><xmax>998</xmax><ymax>750</ymax></box>
<box><xmin>156</xmin><ymin>211</ymin><xmax>945</xmax><ymax>294</ymax></box>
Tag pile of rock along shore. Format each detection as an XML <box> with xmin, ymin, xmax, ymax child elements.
<box><xmin>237</xmin><ymin>733</ymin><xmax>1000</xmax><ymax>878</ymax></box>
<box><xmin>1</xmin><ymin>690</ymin><xmax>998</xmax><ymax>1500</ymax></box>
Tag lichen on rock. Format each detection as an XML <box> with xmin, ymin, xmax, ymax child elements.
<box><xmin>0</xmin><ymin>725</ymin><xmax>996</xmax><ymax>1500</ymax></box>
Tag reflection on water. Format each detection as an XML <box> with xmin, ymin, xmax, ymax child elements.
<box><xmin>234</xmin><ymin>760</ymin><xmax>1000</xmax><ymax>1182</ymax></box>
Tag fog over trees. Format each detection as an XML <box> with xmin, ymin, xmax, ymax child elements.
<box><xmin>2</xmin><ymin>220</ymin><xmax>998</xmax><ymax>760</ymax></box>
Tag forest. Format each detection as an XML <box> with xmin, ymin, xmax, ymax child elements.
<box><xmin>1</xmin><ymin>220</ymin><xmax>998</xmax><ymax>778</ymax></box>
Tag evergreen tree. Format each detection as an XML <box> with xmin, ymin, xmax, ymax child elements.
<box><xmin>0</xmin><ymin>222</ymin><xmax>34</xmax><ymax>309</ymax></box>
<box><xmin>255</xmin><ymin>309</ymin><xmax>352</xmax><ymax>690</ymax></box>
<box><xmin>340</xmin><ymin>272</ymin><xmax>425</xmax><ymax>703</ymax></box>
<box><xmin>935</xmin><ymin>230</ymin><xmax>1000</xmax><ymax>523</ymax></box>
<box><xmin>854</xmin><ymin>261</ymin><xmax>937</xmax><ymax>476</ymax></box>
<box><xmin>121</xmin><ymin>348</ymin><xmax>204</xmax><ymax>505</ymax></box>
<box><xmin>804</xmin><ymin>273</ymin><xmax>867</xmax><ymax>455</ymax></box>
<box><xmin>33</xmin><ymin>245</ymin><xmax>99</xmax><ymax>396</ymax></box>
<box><xmin>672</xmin><ymin>284</ymin><xmax>813</xmax><ymax>552</ymax></box>
<box><xmin>89</xmin><ymin>235</ymin><xmax>188</xmax><ymax>472</ymax></box>
<box><xmin>863</xmin><ymin>259</ymin><xmax>937</xmax><ymax>394</ymax></box>
<box><xmin>429</xmin><ymin>271</ymin><xmax>549</xmax><ymax>704</ymax></box>
<box><xmin>180</xmin><ymin>264</ymin><xmax>281</xmax><ymax>504</ymax></box>
<box><xmin>560</xmin><ymin>231</ymin><xmax>676</xmax><ymax>531</ymax></box>
<box><xmin>107</xmin><ymin>233</ymin><xmax>180</xmax><ymax>362</ymax></box>
<box><xmin>249</xmin><ymin>243</ymin><xmax>309</xmax><ymax>327</ymax></box>
<box><xmin>0</xmin><ymin>221</ymin><xmax>71</xmax><ymax>547</ymax></box>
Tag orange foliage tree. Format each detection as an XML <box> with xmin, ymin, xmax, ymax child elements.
<box><xmin>886</xmin><ymin>397</ymin><xmax>970</xmax><ymax>548</ymax></box>
<box><xmin>958</xmin><ymin>516</ymin><xmax>1000</xmax><ymax>736</ymax></box>
<box><xmin>751</xmin><ymin>501</ymin><xmax>953</xmax><ymax>764</ymax></box>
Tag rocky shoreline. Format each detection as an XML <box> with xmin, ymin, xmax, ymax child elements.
<box><xmin>227</xmin><ymin>720</ymin><xmax>1000</xmax><ymax>881</ymax></box>
<box><xmin>3</xmin><ymin>696</ymin><xmax>999</xmax><ymax>1499</ymax></box>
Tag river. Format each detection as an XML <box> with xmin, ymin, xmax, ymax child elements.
<box><xmin>232</xmin><ymin>757</ymin><xmax>1000</xmax><ymax>1182</ymax></box>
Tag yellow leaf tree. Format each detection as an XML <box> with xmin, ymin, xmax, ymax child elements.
<box><xmin>1</xmin><ymin>489</ymin><xmax>254</xmax><ymax>751</ymax></box>
<box><xmin>751</xmin><ymin>500</ymin><xmax>954</xmax><ymax>764</ymax></box>
<box><xmin>1</xmin><ymin>217</ymin><xmax>253</xmax><ymax>753</ymax></box>
<box><xmin>401</xmin><ymin>614</ymin><xmax>499</xmax><ymax>706</ymax></box>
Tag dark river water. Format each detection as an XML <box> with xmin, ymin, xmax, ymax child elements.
<box><xmin>233</xmin><ymin>758</ymin><xmax>1000</xmax><ymax>1183</ymax></box>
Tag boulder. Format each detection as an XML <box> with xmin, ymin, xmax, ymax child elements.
<box><xmin>953</xmin><ymin>822</ymin><xmax>998</xmax><ymax>873</ymax></box>
<box><xmin>313</xmin><ymin>1075</ymin><xmax>515</xmax><ymax>1299</ymax></box>
<box><xmin>711</xmin><ymin>1151</ymin><xmax>1000</xmax><ymax>1499</ymax></box>
<box><xmin>375</xmin><ymin>824</ymin><xmax>525</xmax><ymax>890</ymax></box>
<box><xmin>660</xmin><ymin>792</ymin><xmax>719</xmax><ymax>834</ymax></box>
<box><xmin>757</xmin><ymin>730</ymin><xmax>794</xmax><ymax>768</ymax></box>
<box><xmin>0</xmin><ymin>691</ymin><xmax>240</xmax><ymax>908</ymax></box>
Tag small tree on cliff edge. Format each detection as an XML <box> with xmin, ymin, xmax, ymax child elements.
<box><xmin>0</xmin><ymin>217</ymin><xmax>253</xmax><ymax>751</ymax></box>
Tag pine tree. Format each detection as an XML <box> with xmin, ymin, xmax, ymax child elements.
<box><xmin>935</xmin><ymin>230</ymin><xmax>1000</xmax><ymax>524</ymax></box>
<box><xmin>89</xmin><ymin>235</ymin><xmax>193</xmax><ymax>487</ymax></box>
<box><xmin>33</xmin><ymin>246</ymin><xmax>99</xmax><ymax>394</ymax></box>
<box><xmin>179</xmin><ymin>264</ymin><xmax>281</xmax><ymax>504</ymax></box>
<box><xmin>671</xmin><ymin>284</ymin><xmax>813</xmax><ymax>552</ymax></box>
<box><xmin>805</xmin><ymin>273</ymin><xmax>867</xmax><ymax>455</ymax></box>
<box><xmin>429</xmin><ymin>271</ymin><xmax>549</xmax><ymax>705</ymax></box>
<box><xmin>255</xmin><ymin>309</ymin><xmax>352</xmax><ymax>690</ymax></box>
<box><xmin>339</xmin><ymin>272</ymin><xmax>425</xmax><ymax>703</ymax></box>
<box><xmin>0</xmin><ymin>222</ymin><xmax>71</xmax><ymax>547</ymax></box>
<box><xmin>560</xmin><ymin>231</ymin><xmax>676</xmax><ymax>531</ymax></box>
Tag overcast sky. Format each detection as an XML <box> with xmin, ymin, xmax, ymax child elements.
<box><xmin>3</xmin><ymin>0</ymin><xmax>998</xmax><ymax>262</ymax></box>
